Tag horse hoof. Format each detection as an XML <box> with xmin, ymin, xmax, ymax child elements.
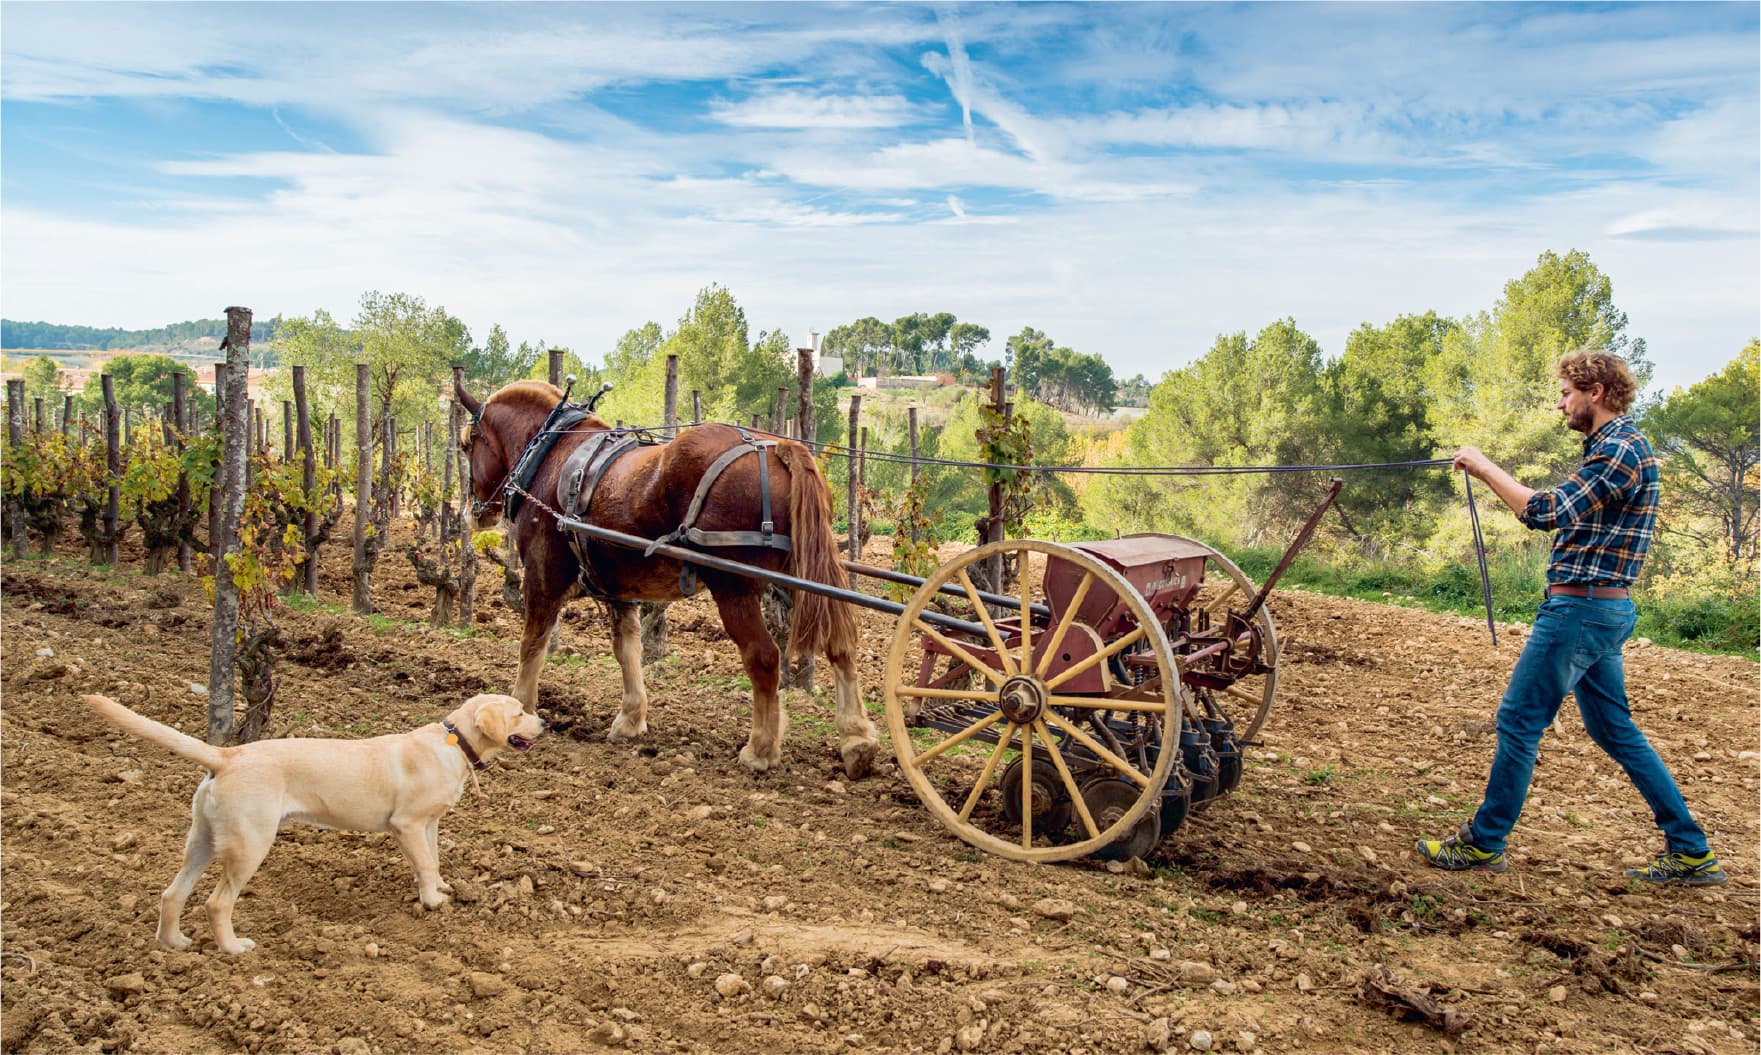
<box><xmin>841</xmin><ymin>738</ymin><xmax>879</xmax><ymax>780</ymax></box>
<box><xmin>738</xmin><ymin>744</ymin><xmax>779</xmax><ymax>773</ymax></box>
<box><xmin>607</xmin><ymin>716</ymin><xmax>648</xmax><ymax>742</ymax></box>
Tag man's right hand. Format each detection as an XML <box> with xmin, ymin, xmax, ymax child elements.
<box><xmin>1453</xmin><ymin>446</ymin><xmax>1494</xmax><ymax>479</ymax></box>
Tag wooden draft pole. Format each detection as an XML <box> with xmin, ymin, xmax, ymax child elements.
<box><xmin>294</xmin><ymin>365</ymin><xmax>318</xmax><ymax>595</ymax></box>
<box><xmin>208</xmin><ymin>306</ymin><xmax>253</xmax><ymax>745</ymax></box>
<box><xmin>351</xmin><ymin>362</ymin><xmax>374</xmax><ymax>614</ymax></box>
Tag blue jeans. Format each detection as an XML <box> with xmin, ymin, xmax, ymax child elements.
<box><xmin>1467</xmin><ymin>594</ymin><xmax>1708</xmax><ymax>855</ymax></box>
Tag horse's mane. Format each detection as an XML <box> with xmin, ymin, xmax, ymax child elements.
<box><xmin>487</xmin><ymin>379</ymin><xmax>608</xmax><ymax>432</ymax></box>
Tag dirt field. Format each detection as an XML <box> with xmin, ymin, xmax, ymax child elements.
<box><xmin>3</xmin><ymin>518</ymin><xmax>1756</xmax><ymax>1055</ymax></box>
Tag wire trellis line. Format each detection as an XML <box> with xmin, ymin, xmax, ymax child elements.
<box><xmin>530</xmin><ymin>419</ymin><xmax>1454</xmax><ymax>478</ymax></box>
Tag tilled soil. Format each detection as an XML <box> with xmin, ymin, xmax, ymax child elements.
<box><xmin>3</xmin><ymin>518</ymin><xmax>1756</xmax><ymax>1055</ymax></box>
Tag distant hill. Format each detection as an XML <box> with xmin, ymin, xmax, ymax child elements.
<box><xmin>2</xmin><ymin>317</ymin><xmax>279</xmax><ymax>353</ymax></box>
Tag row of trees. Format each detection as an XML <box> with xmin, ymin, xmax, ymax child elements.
<box><xmin>819</xmin><ymin>312</ymin><xmax>992</xmax><ymax>379</ymax></box>
<box><xmin>3</xmin><ymin>317</ymin><xmax>281</xmax><ymax>358</ymax></box>
<box><xmin>1005</xmin><ymin>327</ymin><xmax>1119</xmax><ymax>415</ymax></box>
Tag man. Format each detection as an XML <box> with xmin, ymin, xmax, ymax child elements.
<box><xmin>1416</xmin><ymin>349</ymin><xmax>1725</xmax><ymax>885</ymax></box>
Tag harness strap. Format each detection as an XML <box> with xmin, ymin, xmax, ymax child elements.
<box><xmin>564</xmin><ymin>433</ymin><xmax>650</xmax><ymax>600</ymax></box>
<box><xmin>642</xmin><ymin>430</ymin><xmax>789</xmax><ymax>556</ymax></box>
<box><xmin>503</xmin><ymin>405</ymin><xmax>592</xmax><ymax>523</ymax></box>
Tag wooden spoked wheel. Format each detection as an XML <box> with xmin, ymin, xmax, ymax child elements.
<box><xmin>1166</xmin><ymin>534</ymin><xmax>1281</xmax><ymax>743</ymax></box>
<box><xmin>884</xmin><ymin>539</ymin><xmax>1189</xmax><ymax>863</ymax></box>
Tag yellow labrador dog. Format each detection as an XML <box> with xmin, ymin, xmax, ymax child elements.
<box><xmin>83</xmin><ymin>692</ymin><xmax>544</xmax><ymax>955</ymax></box>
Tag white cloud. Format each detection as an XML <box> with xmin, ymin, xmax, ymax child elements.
<box><xmin>1</xmin><ymin>3</ymin><xmax>1753</xmax><ymax>401</ymax></box>
<box><xmin>708</xmin><ymin>90</ymin><xmax>919</xmax><ymax>129</ymax></box>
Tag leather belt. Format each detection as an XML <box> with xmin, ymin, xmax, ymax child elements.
<box><xmin>1546</xmin><ymin>583</ymin><xmax>1629</xmax><ymax>599</ymax></box>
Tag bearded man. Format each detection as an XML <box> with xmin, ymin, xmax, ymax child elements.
<box><xmin>1417</xmin><ymin>349</ymin><xmax>1725</xmax><ymax>886</ymax></box>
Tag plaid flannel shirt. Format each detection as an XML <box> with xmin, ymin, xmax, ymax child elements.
<box><xmin>1519</xmin><ymin>415</ymin><xmax>1658</xmax><ymax>587</ymax></box>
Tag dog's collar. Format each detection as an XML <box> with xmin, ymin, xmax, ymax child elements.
<box><xmin>442</xmin><ymin>720</ymin><xmax>489</xmax><ymax>770</ymax></box>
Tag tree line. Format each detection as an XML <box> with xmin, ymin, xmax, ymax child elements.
<box><xmin>3</xmin><ymin>317</ymin><xmax>281</xmax><ymax>353</ymax></box>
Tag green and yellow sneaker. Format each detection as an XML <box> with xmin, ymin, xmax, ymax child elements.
<box><xmin>1623</xmin><ymin>851</ymin><xmax>1728</xmax><ymax>886</ymax></box>
<box><xmin>1415</xmin><ymin>829</ymin><xmax>1507</xmax><ymax>873</ymax></box>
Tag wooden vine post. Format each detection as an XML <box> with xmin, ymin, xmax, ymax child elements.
<box><xmin>985</xmin><ymin>367</ymin><xmax>1006</xmax><ymax>591</ymax></box>
<box><xmin>100</xmin><ymin>374</ymin><xmax>122</xmax><ymax>565</ymax></box>
<box><xmin>351</xmin><ymin>362</ymin><xmax>375</xmax><ymax>614</ymax></box>
<box><xmin>209</xmin><ymin>362</ymin><xmax>227</xmax><ymax>558</ymax></box>
<box><xmin>207</xmin><ymin>306</ymin><xmax>253</xmax><ymax>745</ymax></box>
<box><xmin>5</xmin><ymin>380</ymin><xmax>26</xmax><ymax>559</ymax></box>
<box><xmin>908</xmin><ymin>406</ymin><xmax>921</xmax><ymax>545</ymax></box>
<box><xmin>548</xmin><ymin>348</ymin><xmax>564</xmax><ymax>388</ymax></box>
<box><xmin>847</xmin><ymin>394</ymin><xmax>862</xmax><ymax>561</ymax></box>
<box><xmin>173</xmin><ymin>372</ymin><xmax>193</xmax><ymax>573</ymax></box>
<box><xmin>663</xmin><ymin>354</ymin><xmax>679</xmax><ymax>429</ymax></box>
<box><xmin>639</xmin><ymin>356</ymin><xmax>681</xmax><ymax>662</ymax></box>
<box><xmin>795</xmin><ymin>347</ymin><xmax>815</xmax><ymax>444</ymax></box>
<box><xmin>453</xmin><ymin>366</ymin><xmax>477</xmax><ymax>630</ymax></box>
<box><xmin>791</xmin><ymin>345</ymin><xmax>819</xmax><ymax>689</ymax></box>
<box><xmin>773</xmin><ymin>386</ymin><xmax>788</xmax><ymax>436</ymax></box>
<box><xmin>294</xmin><ymin>365</ymin><xmax>319</xmax><ymax>595</ymax></box>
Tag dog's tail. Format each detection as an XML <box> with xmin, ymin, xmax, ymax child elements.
<box><xmin>82</xmin><ymin>694</ymin><xmax>230</xmax><ymax>772</ymax></box>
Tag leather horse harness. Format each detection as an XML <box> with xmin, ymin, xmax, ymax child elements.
<box><xmin>481</xmin><ymin>382</ymin><xmax>791</xmax><ymax>601</ymax></box>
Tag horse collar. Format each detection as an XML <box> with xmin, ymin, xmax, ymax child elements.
<box><xmin>502</xmin><ymin>401</ymin><xmax>594</xmax><ymax>523</ymax></box>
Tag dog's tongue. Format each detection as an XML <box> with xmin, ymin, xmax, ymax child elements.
<box><xmin>507</xmin><ymin>735</ymin><xmax>534</xmax><ymax>751</ymax></box>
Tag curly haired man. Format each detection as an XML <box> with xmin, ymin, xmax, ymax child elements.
<box><xmin>1417</xmin><ymin>349</ymin><xmax>1726</xmax><ymax>886</ymax></box>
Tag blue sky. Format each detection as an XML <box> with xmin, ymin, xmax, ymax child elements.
<box><xmin>2</xmin><ymin>2</ymin><xmax>1756</xmax><ymax>394</ymax></box>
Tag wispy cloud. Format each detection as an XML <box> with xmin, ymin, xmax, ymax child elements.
<box><xmin>1</xmin><ymin>3</ymin><xmax>1754</xmax><ymax>395</ymax></box>
<box><xmin>708</xmin><ymin>90</ymin><xmax>919</xmax><ymax>129</ymax></box>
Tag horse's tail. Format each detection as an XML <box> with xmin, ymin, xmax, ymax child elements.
<box><xmin>776</xmin><ymin>440</ymin><xmax>857</xmax><ymax>661</ymax></box>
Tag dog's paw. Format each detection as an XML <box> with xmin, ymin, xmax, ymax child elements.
<box><xmin>158</xmin><ymin>932</ymin><xmax>194</xmax><ymax>953</ymax></box>
<box><xmin>841</xmin><ymin>737</ymin><xmax>880</xmax><ymax>780</ymax></box>
<box><xmin>419</xmin><ymin>891</ymin><xmax>452</xmax><ymax>910</ymax></box>
<box><xmin>738</xmin><ymin>743</ymin><xmax>779</xmax><ymax>773</ymax></box>
<box><xmin>437</xmin><ymin>879</ymin><xmax>454</xmax><ymax>895</ymax></box>
<box><xmin>219</xmin><ymin>937</ymin><xmax>257</xmax><ymax>955</ymax></box>
<box><xmin>606</xmin><ymin>714</ymin><xmax>648</xmax><ymax>742</ymax></box>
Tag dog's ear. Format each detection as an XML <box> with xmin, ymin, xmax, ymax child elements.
<box><xmin>470</xmin><ymin>694</ymin><xmax>509</xmax><ymax>745</ymax></box>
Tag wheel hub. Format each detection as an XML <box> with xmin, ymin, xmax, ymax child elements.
<box><xmin>997</xmin><ymin>674</ymin><xmax>1046</xmax><ymax>724</ymax></box>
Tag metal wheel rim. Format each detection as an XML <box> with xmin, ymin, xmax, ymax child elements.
<box><xmin>883</xmin><ymin>539</ymin><xmax>1185</xmax><ymax>863</ymax></box>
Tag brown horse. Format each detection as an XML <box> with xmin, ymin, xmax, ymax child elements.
<box><xmin>455</xmin><ymin>379</ymin><xmax>878</xmax><ymax>778</ymax></box>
